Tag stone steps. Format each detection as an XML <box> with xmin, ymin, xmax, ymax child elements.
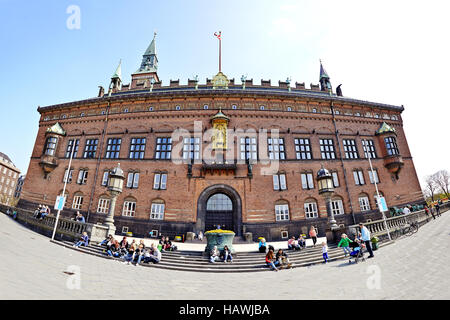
<box><xmin>54</xmin><ymin>239</ymin><xmax>391</xmax><ymax>273</ymax></box>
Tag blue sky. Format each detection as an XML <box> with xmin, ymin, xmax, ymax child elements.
<box><xmin>1</xmin><ymin>0</ymin><xmax>449</xmax><ymax>188</ymax></box>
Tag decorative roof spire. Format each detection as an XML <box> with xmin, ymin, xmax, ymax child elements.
<box><xmin>135</xmin><ymin>32</ymin><xmax>158</xmax><ymax>74</ymax></box>
<box><xmin>319</xmin><ymin>59</ymin><xmax>332</xmax><ymax>92</ymax></box>
<box><xmin>111</xmin><ymin>59</ymin><xmax>122</xmax><ymax>80</ymax></box>
<box><xmin>319</xmin><ymin>59</ymin><xmax>330</xmax><ymax>80</ymax></box>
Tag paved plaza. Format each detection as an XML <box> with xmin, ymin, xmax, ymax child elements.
<box><xmin>0</xmin><ymin>211</ymin><xmax>449</xmax><ymax>300</ymax></box>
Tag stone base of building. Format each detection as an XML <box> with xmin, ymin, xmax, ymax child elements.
<box><xmin>16</xmin><ymin>198</ymin><xmax>426</xmax><ymax>242</ymax></box>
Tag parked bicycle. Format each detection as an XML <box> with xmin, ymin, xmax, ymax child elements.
<box><xmin>391</xmin><ymin>221</ymin><xmax>419</xmax><ymax>240</ymax></box>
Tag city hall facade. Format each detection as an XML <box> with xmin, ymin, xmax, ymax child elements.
<box><xmin>19</xmin><ymin>35</ymin><xmax>424</xmax><ymax>240</ymax></box>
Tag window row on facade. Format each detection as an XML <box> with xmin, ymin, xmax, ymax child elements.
<box><xmin>272</xmin><ymin>168</ymin><xmax>379</xmax><ymax>191</ymax></box>
<box><xmin>63</xmin><ymin>168</ymin><xmax>167</xmax><ymax>190</ymax></box>
<box><xmin>44</xmin><ymin>135</ymin><xmax>399</xmax><ymax>161</ymax></box>
<box><xmin>67</xmin><ymin>192</ymin><xmax>383</xmax><ymax>221</ymax></box>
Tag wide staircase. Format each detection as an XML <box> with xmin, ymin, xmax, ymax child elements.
<box><xmin>53</xmin><ymin>240</ymin><xmax>390</xmax><ymax>273</ymax></box>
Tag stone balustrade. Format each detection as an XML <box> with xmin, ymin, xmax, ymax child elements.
<box><xmin>0</xmin><ymin>204</ymin><xmax>108</xmax><ymax>244</ymax></box>
<box><xmin>348</xmin><ymin>202</ymin><xmax>449</xmax><ymax>239</ymax></box>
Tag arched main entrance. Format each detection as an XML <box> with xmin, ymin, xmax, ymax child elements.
<box><xmin>196</xmin><ymin>184</ymin><xmax>242</xmax><ymax>235</ymax></box>
<box><xmin>205</xmin><ymin>193</ymin><xmax>234</xmax><ymax>231</ymax></box>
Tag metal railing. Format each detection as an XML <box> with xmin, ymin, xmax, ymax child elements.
<box><xmin>348</xmin><ymin>202</ymin><xmax>449</xmax><ymax>239</ymax></box>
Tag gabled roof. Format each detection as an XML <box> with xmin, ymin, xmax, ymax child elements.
<box><xmin>376</xmin><ymin>122</ymin><xmax>396</xmax><ymax>135</ymax></box>
<box><xmin>46</xmin><ymin>122</ymin><xmax>66</xmax><ymax>136</ymax></box>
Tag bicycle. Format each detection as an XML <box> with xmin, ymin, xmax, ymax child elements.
<box><xmin>390</xmin><ymin>221</ymin><xmax>419</xmax><ymax>240</ymax></box>
<box><xmin>403</xmin><ymin>221</ymin><xmax>419</xmax><ymax>236</ymax></box>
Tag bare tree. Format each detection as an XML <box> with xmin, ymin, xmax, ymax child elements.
<box><xmin>425</xmin><ymin>174</ymin><xmax>438</xmax><ymax>201</ymax></box>
<box><xmin>433</xmin><ymin>170</ymin><xmax>450</xmax><ymax>200</ymax></box>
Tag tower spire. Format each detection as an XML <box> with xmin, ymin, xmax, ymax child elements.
<box><xmin>131</xmin><ymin>32</ymin><xmax>160</xmax><ymax>88</ymax></box>
<box><xmin>319</xmin><ymin>59</ymin><xmax>332</xmax><ymax>93</ymax></box>
<box><xmin>109</xmin><ymin>59</ymin><xmax>122</xmax><ymax>92</ymax></box>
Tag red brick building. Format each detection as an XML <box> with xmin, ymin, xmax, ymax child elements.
<box><xmin>19</xmin><ymin>36</ymin><xmax>424</xmax><ymax>240</ymax></box>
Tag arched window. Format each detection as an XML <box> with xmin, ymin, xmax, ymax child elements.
<box><xmin>72</xmin><ymin>192</ymin><xmax>83</xmax><ymax>210</ymax></box>
<box><xmin>275</xmin><ymin>200</ymin><xmax>289</xmax><ymax>221</ymax></box>
<box><xmin>331</xmin><ymin>196</ymin><xmax>345</xmax><ymax>215</ymax></box>
<box><xmin>207</xmin><ymin>193</ymin><xmax>232</xmax><ymax>211</ymax></box>
<box><xmin>150</xmin><ymin>199</ymin><xmax>165</xmax><ymax>220</ymax></box>
<box><xmin>304</xmin><ymin>198</ymin><xmax>318</xmax><ymax>219</ymax></box>
<box><xmin>122</xmin><ymin>198</ymin><xmax>136</xmax><ymax>217</ymax></box>
<box><xmin>97</xmin><ymin>195</ymin><xmax>110</xmax><ymax>214</ymax></box>
<box><xmin>359</xmin><ymin>193</ymin><xmax>371</xmax><ymax>212</ymax></box>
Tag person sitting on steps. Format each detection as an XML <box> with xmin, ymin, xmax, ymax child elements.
<box><xmin>265</xmin><ymin>248</ymin><xmax>280</xmax><ymax>271</ymax></box>
<box><xmin>276</xmin><ymin>248</ymin><xmax>292</xmax><ymax>269</ymax></box>
<box><xmin>221</xmin><ymin>245</ymin><xmax>233</xmax><ymax>263</ymax></box>
<box><xmin>209</xmin><ymin>246</ymin><xmax>220</xmax><ymax>263</ymax></box>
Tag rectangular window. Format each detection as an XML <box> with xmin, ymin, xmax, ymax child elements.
<box><xmin>319</xmin><ymin>139</ymin><xmax>336</xmax><ymax>159</ymax></box>
<box><xmin>273</xmin><ymin>174</ymin><xmax>287</xmax><ymax>191</ymax></box>
<box><xmin>331</xmin><ymin>199</ymin><xmax>344</xmax><ymax>215</ymax></box>
<box><xmin>353</xmin><ymin>170</ymin><xmax>365</xmax><ymax>185</ymax></box>
<box><xmin>155</xmin><ymin>137</ymin><xmax>172</xmax><ymax>160</ymax></box>
<box><xmin>368</xmin><ymin>169</ymin><xmax>380</xmax><ymax>184</ymax></box>
<box><xmin>239</xmin><ymin>137</ymin><xmax>258</xmax><ymax>162</ymax></box>
<box><xmin>72</xmin><ymin>195</ymin><xmax>83</xmax><ymax>210</ymax></box>
<box><xmin>182</xmin><ymin>137</ymin><xmax>201</xmax><ymax>160</ymax></box>
<box><xmin>77</xmin><ymin>169</ymin><xmax>88</xmax><ymax>185</ymax></box>
<box><xmin>362</xmin><ymin>139</ymin><xmax>376</xmax><ymax>159</ymax></box>
<box><xmin>83</xmin><ymin>139</ymin><xmax>98</xmax><ymax>158</ymax></box>
<box><xmin>343</xmin><ymin>139</ymin><xmax>359</xmax><ymax>159</ymax></box>
<box><xmin>150</xmin><ymin>203</ymin><xmax>165</xmax><ymax>220</ymax></box>
<box><xmin>65</xmin><ymin>139</ymin><xmax>80</xmax><ymax>158</ymax></box>
<box><xmin>129</xmin><ymin>138</ymin><xmax>146</xmax><ymax>159</ymax></box>
<box><xmin>122</xmin><ymin>201</ymin><xmax>136</xmax><ymax>217</ymax></box>
<box><xmin>153</xmin><ymin>173</ymin><xmax>167</xmax><ymax>190</ymax></box>
<box><xmin>268</xmin><ymin>138</ymin><xmax>285</xmax><ymax>160</ymax></box>
<box><xmin>97</xmin><ymin>198</ymin><xmax>110</xmax><ymax>214</ymax></box>
<box><xmin>126</xmin><ymin>172</ymin><xmax>139</xmax><ymax>189</ymax></box>
<box><xmin>294</xmin><ymin>138</ymin><xmax>312</xmax><ymax>160</ymax></box>
<box><xmin>105</xmin><ymin>138</ymin><xmax>121</xmax><ymax>159</ymax></box>
<box><xmin>44</xmin><ymin>137</ymin><xmax>58</xmax><ymax>156</ymax></box>
<box><xmin>304</xmin><ymin>202</ymin><xmax>318</xmax><ymax>219</ymax></box>
<box><xmin>63</xmin><ymin>169</ymin><xmax>74</xmax><ymax>183</ymax></box>
<box><xmin>101</xmin><ymin>171</ymin><xmax>109</xmax><ymax>186</ymax></box>
<box><xmin>301</xmin><ymin>173</ymin><xmax>314</xmax><ymax>190</ymax></box>
<box><xmin>359</xmin><ymin>196</ymin><xmax>371</xmax><ymax>212</ymax></box>
<box><xmin>275</xmin><ymin>204</ymin><xmax>290</xmax><ymax>221</ymax></box>
<box><xmin>332</xmin><ymin>171</ymin><xmax>340</xmax><ymax>187</ymax></box>
<box><xmin>384</xmin><ymin>136</ymin><xmax>399</xmax><ymax>156</ymax></box>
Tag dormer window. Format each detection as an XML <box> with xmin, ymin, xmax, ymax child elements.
<box><xmin>287</xmin><ymin>107</ymin><xmax>292</xmax><ymax>111</ymax></box>
<box><xmin>80</xmin><ymin>112</ymin><xmax>85</xmax><ymax>117</ymax></box>
<box><xmin>203</xmin><ymin>104</ymin><xmax>209</xmax><ymax>110</ymax></box>
<box><xmin>175</xmin><ymin>105</ymin><xmax>181</xmax><ymax>110</ymax></box>
<box><xmin>232</xmin><ymin>104</ymin><xmax>237</xmax><ymax>110</ymax></box>
<box><xmin>149</xmin><ymin>106</ymin><xmax>154</xmax><ymax>111</ymax></box>
<box><xmin>260</xmin><ymin>105</ymin><xmax>265</xmax><ymax>110</ymax></box>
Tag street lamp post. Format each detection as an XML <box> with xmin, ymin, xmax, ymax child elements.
<box><xmin>317</xmin><ymin>166</ymin><xmax>340</xmax><ymax>242</ymax></box>
<box><xmin>104</xmin><ymin>163</ymin><xmax>124</xmax><ymax>236</ymax></box>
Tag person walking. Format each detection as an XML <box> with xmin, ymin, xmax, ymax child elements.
<box><xmin>435</xmin><ymin>203</ymin><xmax>441</xmax><ymax>217</ymax></box>
<box><xmin>337</xmin><ymin>233</ymin><xmax>353</xmax><ymax>256</ymax></box>
<box><xmin>309</xmin><ymin>226</ymin><xmax>318</xmax><ymax>247</ymax></box>
<box><xmin>359</xmin><ymin>223</ymin><xmax>374</xmax><ymax>258</ymax></box>
<box><xmin>322</xmin><ymin>242</ymin><xmax>330</xmax><ymax>263</ymax></box>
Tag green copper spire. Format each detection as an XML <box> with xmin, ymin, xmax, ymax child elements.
<box><xmin>111</xmin><ymin>59</ymin><xmax>122</xmax><ymax>80</ymax></box>
<box><xmin>135</xmin><ymin>32</ymin><xmax>158</xmax><ymax>74</ymax></box>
